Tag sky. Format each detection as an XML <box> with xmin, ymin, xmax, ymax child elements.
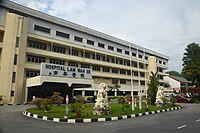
<box><xmin>10</xmin><ymin>0</ymin><xmax>200</xmax><ymax>72</ymax></box>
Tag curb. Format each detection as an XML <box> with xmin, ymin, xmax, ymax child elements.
<box><xmin>22</xmin><ymin>106</ymin><xmax>183</xmax><ymax>123</ymax></box>
<box><xmin>0</xmin><ymin>103</ymin><xmax>25</xmax><ymax>106</ymax></box>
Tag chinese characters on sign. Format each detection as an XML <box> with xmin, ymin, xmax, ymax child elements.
<box><xmin>40</xmin><ymin>63</ymin><xmax>92</xmax><ymax>79</ymax></box>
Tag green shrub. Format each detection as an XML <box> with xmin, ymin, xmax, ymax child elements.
<box><xmin>0</xmin><ymin>95</ymin><xmax>5</xmax><ymax>103</ymax></box>
<box><xmin>170</xmin><ymin>97</ymin><xmax>177</xmax><ymax>106</ymax></box>
<box><xmin>32</xmin><ymin>98</ymin><xmax>43</xmax><ymax>109</ymax></box>
<box><xmin>41</xmin><ymin>99</ymin><xmax>52</xmax><ymax>111</ymax></box>
<box><xmin>33</xmin><ymin>98</ymin><xmax>52</xmax><ymax>111</ymax></box>
<box><xmin>75</xmin><ymin>95</ymin><xmax>85</xmax><ymax>103</ymax></box>
<box><xmin>193</xmin><ymin>98</ymin><xmax>200</xmax><ymax>104</ymax></box>
<box><xmin>86</xmin><ymin>96</ymin><xmax>92</xmax><ymax>101</ymax></box>
<box><xmin>118</xmin><ymin>97</ymin><xmax>130</xmax><ymax>113</ymax></box>
<box><xmin>69</xmin><ymin>95</ymin><xmax>85</xmax><ymax>118</ymax></box>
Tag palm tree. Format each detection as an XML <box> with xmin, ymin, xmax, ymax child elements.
<box><xmin>108</xmin><ymin>83</ymin><xmax>121</xmax><ymax>96</ymax></box>
<box><xmin>147</xmin><ymin>72</ymin><xmax>159</xmax><ymax>105</ymax></box>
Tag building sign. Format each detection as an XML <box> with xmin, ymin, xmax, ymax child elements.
<box><xmin>40</xmin><ymin>63</ymin><xmax>92</xmax><ymax>79</ymax></box>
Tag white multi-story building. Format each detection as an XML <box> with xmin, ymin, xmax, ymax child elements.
<box><xmin>0</xmin><ymin>0</ymin><xmax>168</xmax><ymax>104</ymax></box>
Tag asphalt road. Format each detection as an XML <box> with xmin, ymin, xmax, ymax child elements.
<box><xmin>0</xmin><ymin>104</ymin><xmax>200</xmax><ymax>133</ymax></box>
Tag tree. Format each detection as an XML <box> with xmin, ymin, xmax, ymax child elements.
<box><xmin>147</xmin><ymin>72</ymin><xmax>159</xmax><ymax>105</ymax></box>
<box><xmin>182</xmin><ymin>43</ymin><xmax>200</xmax><ymax>87</ymax></box>
<box><xmin>51</xmin><ymin>92</ymin><xmax>64</xmax><ymax>106</ymax></box>
<box><xmin>166</xmin><ymin>70</ymin><xmax>181</xmax><ymax>76</ymax></box>
<box><xmin>108</xmin><ymin>83</ymin><xmax>121</xmax><ymax>94</ymax></box>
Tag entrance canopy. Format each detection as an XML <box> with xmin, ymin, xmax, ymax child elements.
<box><xmin>25</xmin><ymin>63</ymin><xmax>93</xmax><ymax>102</ymax></box>
<box><xmin>26</xmin><ymin>75</ymin><xmax>93</xmax><ymax>88</ymax></box>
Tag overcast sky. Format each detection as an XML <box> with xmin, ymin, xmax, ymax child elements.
<box><xmin>10</xmin><ymin>0</ymin><xmax>200</xmax><ymax>72</ymax></box>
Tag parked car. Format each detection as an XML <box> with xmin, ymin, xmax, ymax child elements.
<box><xmin>173</xmin><ymin>94</ymin><xmax>192</xmax><ymax>103</ymax></box>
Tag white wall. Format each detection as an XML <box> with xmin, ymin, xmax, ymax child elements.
<box><xmin>164</xmin><ymin>76</ymin><xmax>180</xmax><ymax>88</ymax></box>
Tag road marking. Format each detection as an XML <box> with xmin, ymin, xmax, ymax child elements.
<box><xmin>177</xmin><ymin>125</ymin><xmax>187</xmax><ymax>130</ymax></box>
<box><xmin>196</xmin><ymin>119</ymin><xmax>200</xmax><ymax>123</ymax></box>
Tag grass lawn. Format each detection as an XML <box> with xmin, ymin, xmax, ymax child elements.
<box><xmin>26</xmin><ymin>103</ymin><xmax>180</xmax><ymax>119</ymax></box>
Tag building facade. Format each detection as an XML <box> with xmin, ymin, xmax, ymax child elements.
<box><xmin>0</xmin><ymin>0</ymin><xmax>169</xmax><ymax>104</ymax></box>
<box><xmin>164</xmin><ymin>76</ymin><xmax>191</xmax><ymax>94</ymax></box>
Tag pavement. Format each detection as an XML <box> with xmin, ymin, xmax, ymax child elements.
<box><xmin>0</xmin><ymin>103</ymin><xmax>200</xmax><ymax>133</ymax></box>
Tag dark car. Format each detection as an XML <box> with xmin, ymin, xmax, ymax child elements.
<box><xmin>173</xmin><ymin>95</ymin><xmax>192</xmax><ymax>103</ymax></box>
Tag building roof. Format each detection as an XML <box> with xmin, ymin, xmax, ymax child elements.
<box><xmin>169</xmin><ymin>76</ymin><xmax>190</xmax><ymax>83</ymax></box>
<box><xmin>0</xmin><ymin>0</ymin><xmax>169</xmax><ymax>60</ymax></box>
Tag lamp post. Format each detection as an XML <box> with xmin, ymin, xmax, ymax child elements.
<box><xmin>137</xmin><ymin>46</ymin><xmax>142</xmax><ymax>110</ymax></box>
<box><xmin>144</xmin><ymin>48</ymin><xmax>148</xmax><ymax>108</ymax></box>
<box><xmin>129</xmin><ymin>44</ymin><xmax>135</xmax><ymax>111</ymax></box>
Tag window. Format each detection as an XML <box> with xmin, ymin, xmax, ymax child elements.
<box><xmin>101</xmin><ymin>56</ymin><xmax>105</xmax><ymax>61</ymax></box>
<box><xmin>140</xmin><ymin>72</ymin><xmax>145</xmax><ymax>77</ymax></box>
<box><xmin>98</xmin><ymin>43</ymin><xmax>105</xmax><ymax>48</ymax></box>
<box><xmin>163</xmin><ymin>62</ymin><xmax>166</xmax><ymax>65</ymax></box>
<box><xmin>68</xmin><ymin>62</ymin><xmax>78</xmax><ymax>67</ymax></box>
<box><xmin>28</xmin><ymin>40</ymin><xmax>47</xmax><ymax>50</ymax></box>
<box><xmin>103</xmin><ymin>67</ymin><xmax>110</xmax><ymax>72</ymax></box>
<box><xmin>140</xmin><ymin>81</ymin><xmax>145</xmax><ymax>85</ymax></box>
<box><xmin>119</xmin><ymin>59</ymin><xmax>123</xmax><ymax>65</ymax></box>
<box><xmin>120</xmin><ymin>69</ymin><xmax>126</xmax><ymax>74</ymax></box>
<box><xmin>134</xmin><ymin>71</ymin><xmax>138</xmax><ymax>76</ymax></box>
<box><xmin>56</xmin><ymin>31</ymin><xmax>69</xmax><ymax>39</ymax></box>
<box><xmin>132</xmin><ymin>53</ymin><xmax>136</xmax><ymax>57</ymax></box>
<box><xmin>87</xmin><ymin>40</ymin><xmax>94</xmax><ymax>45</ymax></box>
<box><xmin>112</xmin><ymin>68</ymin><xmax>118</xmax><ymax>74</ymax></box>
<box><xmin>159</xmin><ymin>60</ymin><xmax>162</xmax><ymax>64</ymax></box>
<box><xmin>12</xmin><ymin>72</ymin><xmax>16</xmax><ymax>83</ymax></box>
<box><xmin>145</xmin><ymin>56</ymin><xmax>148</xmax><ymax>60</ymax></box>
<box><xmin>96</xmin><ymin>54</ymin><xmax>101</xmax><ymax>60</ymax></box>
<box><xmin>125</xmin><ymin>50</ymin><xmax>129</xmax><ymax>55</ymax></box>
<box><xmin>139</xmin><ymin>54</ymin><xmax>143</xmax><ymax>59</ymax></box>
<box><xmin>117</xmin><ymin>48</ymin><xmax>122</xmax><ymax>53</ymax></box>
<box><xmin>81</xmin><ymin>63</ymin><xmax>90</xmax><ymax>69</ymax></box>
<box><xmin>159</xmin><ymin>75</ymin><xmax>164</xmax><ymax>80</ymax></box>
<box><xmin>70</xmin><ymin>49</ymin><xmax>79</xmax><ymax>56</ymax></box>
<box><xmin>120</xmin><ymin>79</ymin><xmax>126</xmax><ymax>84</ymax></box>
<box><xmin>108</xmin><ymin>45</ymin><xmax>114</xmax><ymax>51</ymax></box>
<box><xmin>27</xmin><ymin>55</ymin><xmax>46</xmax><ymax>63</ymax></box>
<box><xmin>126</xmin><ymin>60</ymin><xmax>130</xmax><ymax>66</ymax></box>
<box><xmin>111</xmin><ymin>57</ymin><xmax>115</xmax><ymax>63</ymax></box>
<box><xmin>133</xmin><ymin>62</ymin><xmax>137</xmax><ymax>67</ymax></box>
<box><xmin>49</xmin><ymin>59</ymin><xmax>65</xmax><ymax>65</ymax></box>
<box><xmin>34</xmin><ymin>25</ymin><xmax>50</xmax><ymax>33</ymax></box>
<box><xmin>106</xmin><ymin>56</ymin><xmax>110</xmax><ymax>62</ymax></box>
<box><xmin>26</xmin><ymin>70</ymin><xmax>40</xmax><ymax>78</ymax></box>
<box><xmin>139</xmin><ymin>63</ymin><xmax>144</xmax><ymax>69</ymax></box>
<box><xmin>127</xmin><ymin>70</ymin><xmax>131</xmax><ymax>75</ymax></box>
<box><xmin>158</xmin><ymin>67</ymin><xmax>163</xmax><ymax>73</ymax></box>
<box><xmin>11</xmin><ymin>91</ymin><xmax>14</xmax><ymax>96</ymax></box>
<box><xmin>52</xmin><ymin>45</ymin><xmax>65</xmax><ymax>54</ymax></box>
<box><xmin>92</xmin><ymin>65</ymin><xmax>100</xmax><ymax>71</ymax></box>
<box><xmin>112</xmin><ymin>78</ymin><xmax>118</xmax><ymax>84</ymax></box>
<box><xmin>74</xmin><ymin>36</ymin><xmax>83</xmax><ymax>42</ymax></box>
<box><xmin>84</xmin><ymin>52</ymin><xmax>90</xmax><ymax>58</ymax></box>
<box><xmin>14</xmin><ymin>54</ymin><xmax>17</xmax><ymax>65</ymax></box>
<box><xmin>16</xmin><ymin>37</ymin><xmax>20</xmax><ymax>47</ymax></box>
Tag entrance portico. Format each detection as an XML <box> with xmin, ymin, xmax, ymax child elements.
<box><xmin>26</xmin><ymin>63</ymin><xmax>93</xmax><ymax>103</ymax></box>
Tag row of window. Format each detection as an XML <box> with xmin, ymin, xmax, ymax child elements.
<box><xmin>34</xmin><ymin>25</ymin><xmax>167</xmax><ymax>65</ymax></box>
<box><xmin>25</xmin><ymin>69</ymin><xmax>146</xmax><ymax>85</ymax></box>
<box><xmin>27</xmin><ymin>41</ymin><xmax>147</xmax><ymax>68</ymax></box>
<box><xmin>26</xmin><ymin>55</ymin><xmax>146</xmax><ymax>76</ymax></box>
